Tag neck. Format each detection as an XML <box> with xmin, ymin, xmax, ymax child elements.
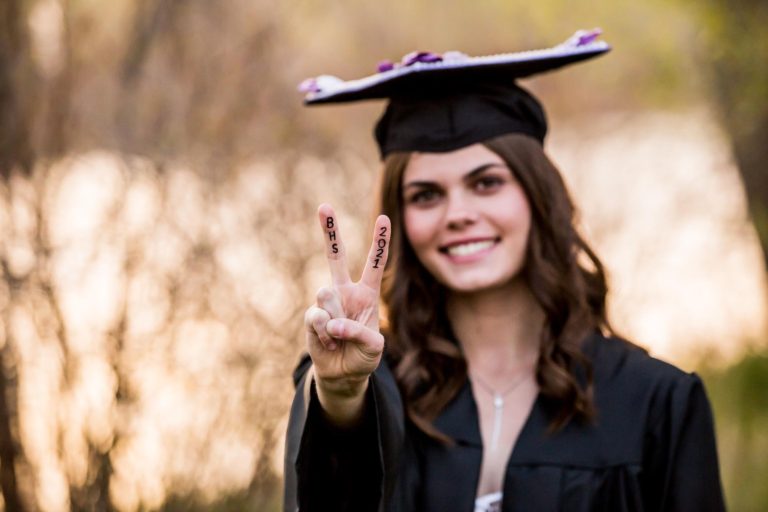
<box><xmin>446</xmin><ymin>277</ymin><xmax>543</xmax><ymax>377</ymax></box>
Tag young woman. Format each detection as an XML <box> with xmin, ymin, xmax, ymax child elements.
<box><xmin>285</xmin><ymin>31</ymin><xmax>726</xmax><ymax>512</ymax></box>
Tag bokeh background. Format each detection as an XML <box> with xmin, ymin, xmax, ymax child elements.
<box><xmin>1</xmin><ymin>0</ymin><xmax>767</xmax><ymax>510</ymax></box>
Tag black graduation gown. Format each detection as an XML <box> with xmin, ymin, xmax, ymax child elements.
<box><xmin>284</xmin><ymin>334</ymin><xmax>726</xmax><ymax>512</ymax></box>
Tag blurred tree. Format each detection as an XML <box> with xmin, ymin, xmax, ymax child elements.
<box><xmin>1</xmin><ymin>176</ymin><xmax>42</xmax><ymax>512</ymax></box>
<box><xmin>693</xmin><ymin>0</ymin><xmax>768</xmax><ymax>267</ymax></box>
<box><xmin>0</xmin><ymin>0</ymin><xmax>37</xmax><ymax>177</ymax></box>
<box><xmin>0</xmin><ymin>0</ymin><xmax>41</xmax><ymax>484</ymax></box>
<box><xmin>0</xmin><ymin>343</ymin><xmax>26</xmax><ymax>512</ymax></box>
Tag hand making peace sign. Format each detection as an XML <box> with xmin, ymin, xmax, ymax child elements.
<box><xmin>304</xmin><ymin>204</ymin><xmax>391</xmax><ymax>424</ymax></box>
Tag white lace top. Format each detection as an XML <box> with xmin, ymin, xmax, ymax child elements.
<box><xmin>475</xmin><ymin>491</ymin><xmax>502</xmax><ymax>512</ymax></box>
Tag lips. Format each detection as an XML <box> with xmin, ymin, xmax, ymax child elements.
<box><xmin>440</xmin><ymin>238</ymin><xmax>500</xmax><ymax>257</ymax></box>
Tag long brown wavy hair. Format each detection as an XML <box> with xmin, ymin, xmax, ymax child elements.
<box><xmin>378</xmin><ymin>133</ymin><xmax>612</xmax><ymax>441</ymax></box>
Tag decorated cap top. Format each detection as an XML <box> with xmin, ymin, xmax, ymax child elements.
<box><xmin>299</xmin><ymin>29</ymin><xmax>610</xmax><ymax>158</ymax></box>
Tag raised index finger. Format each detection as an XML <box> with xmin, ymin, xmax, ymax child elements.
<box><xmin>360</xmin><ymin>214</ymin><xmax>392</xmax><ymax>290</ymax></box>
<box><xmin>317</xmin><ymin>203</ymin><xmax>352</xmax><ymax>285</ymax></box>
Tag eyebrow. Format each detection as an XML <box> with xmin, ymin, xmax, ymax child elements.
<box><xmin>403</xmin><ymin>163</ymin><xmax>507</xmax><ymax>190</ymax></box>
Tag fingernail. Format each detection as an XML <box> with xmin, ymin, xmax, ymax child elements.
<box><xmin>327</xmin><ymin>319</ymin><xmax>342</xmax><ymax>337</ymax></box>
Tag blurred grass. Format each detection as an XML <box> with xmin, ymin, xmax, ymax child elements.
<box><xmin>700</xmin><ymin>346</ymin><xmax>768</xmax><ymax>512</ymax></box>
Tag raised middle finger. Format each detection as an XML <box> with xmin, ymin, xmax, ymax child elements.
<box><xmin>360</xmin><ymin>214</ymin><xmax>392</xmax><ymax>290</ymax></box>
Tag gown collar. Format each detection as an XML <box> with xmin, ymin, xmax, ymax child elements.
<box><xmin>433</xmin><ymin>379</ymin><xmax>484</xmax><ymax>447</ymax></box>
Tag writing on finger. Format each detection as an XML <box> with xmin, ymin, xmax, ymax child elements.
<box><xmin>372</xmin><ymin>225</ymin><xmax>387</xmax><ymax>269</ymax></box>
<box><xmin>327</xmin><ymin>216</ymin><xmax>339</xmax><ymax>254</ymax></box>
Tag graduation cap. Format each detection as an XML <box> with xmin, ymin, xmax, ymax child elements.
<box><xmin>299</xmin><ymin>29</ymin><xmax>610</xmax><ymax>158</ymax></box>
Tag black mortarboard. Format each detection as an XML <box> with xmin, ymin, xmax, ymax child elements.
<box><xmin>299</xmin><ymin>29</ymin><xmax>610</xmax><ymax>159</ymax></box>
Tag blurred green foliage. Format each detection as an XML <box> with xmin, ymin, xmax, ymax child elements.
<box><xmin>701</xmin><ymin>349</ymin><xmax>768</xmax><ymax>512</ymax></box>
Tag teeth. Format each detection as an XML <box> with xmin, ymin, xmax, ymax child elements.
<box><xmin>446</xmin><ymin>240</ymin><xmax>495</xmax><ymax>256</ymax></box>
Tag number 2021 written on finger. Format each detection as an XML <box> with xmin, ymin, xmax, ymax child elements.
<box><xmin>373</xmin><ymin>226</ymin><xmax>387</xmax><ymax>269</ymax></box>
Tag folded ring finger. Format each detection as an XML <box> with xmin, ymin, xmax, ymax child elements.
<box><xmin>306</xmin><ymin>306</ymin><xmax>336</xmax><ymax>350</ymax></box>
<box><xmin>317</xmin><ymin>286</ymin><xmax>344</xmax><ymax>319</ymax></box>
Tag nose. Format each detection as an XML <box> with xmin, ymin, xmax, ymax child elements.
<box><xmin>445</xmin><ymin>193</ymin><xmax>479</xmax><ymax>230</ymax></box>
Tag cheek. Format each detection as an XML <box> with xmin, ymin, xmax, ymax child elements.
<box><xmin>403</xmin><ymin>208</ymin><xmax>439</xmax><ymax>251</ymax></box>
<box><xmin>516</xmin><ymin>200</ymin><xmax>532</xmax><ymax>235</ymax></box>
<box><xmin>517</xmin><ymin>202</ymin><xmax>533</xmax><ymax>255</ymax></box>
<box><xmin>506</xmin><ymin>188</ymin><xmax>532</xmax><ymax>230</ymax></box>
<box><xmin>495</xmin><ymin>189</ymin><xmax>533</xmax><ymax>251</ymax></box>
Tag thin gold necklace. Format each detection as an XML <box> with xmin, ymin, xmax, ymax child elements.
<box><xmin>470</xmin><ymin>371</ymin><xmax>529</xmax><ymax>451</ymax></box>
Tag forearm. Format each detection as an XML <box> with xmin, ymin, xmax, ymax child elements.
<box><xmin>298</xmin><ymin>379</ymin><xmax>382</xmax><ymax>512</ymax></box>
<box><xmin>315</xmin><ymin>374</ymin><xmax>369</xmax><ymax>427</ymax></box>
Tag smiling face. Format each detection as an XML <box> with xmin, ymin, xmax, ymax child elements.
<box><xmin>402</xmin><ymin>143</ymin><xmax>532</xmax><ymax>294</ymax></box>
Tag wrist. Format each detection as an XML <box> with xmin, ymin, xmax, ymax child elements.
<box><xmin>315</xmin><ymin>376</ymin><xmax>369</xmax><ymax>426</ymax></box>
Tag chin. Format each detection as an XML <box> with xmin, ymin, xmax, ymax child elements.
<box><xmin>436</xmin><ymin>270</ymin><xmax>522</xmax><ymax>294</ymax></box>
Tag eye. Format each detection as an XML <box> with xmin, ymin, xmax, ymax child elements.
<box><xmin>406</xmin><ymin>188</ymin><xmax>441</xmax><ymax>205</ymax></box>
<box><xmin>473</xmin><ymin>175</ymin><xmax>505</xmax><ymax>192</ymax></box>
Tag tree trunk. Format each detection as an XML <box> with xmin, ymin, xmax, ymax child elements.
<box><xmin>0</xmin><ymin>0</ymin><xmax>36</xmax><ymax>178</ymax></box>
<box><xmin>699</xmin><ymin>1</ymin><xmax>768</xmax><ymax>268</ymax></box>
<box><xmin>0</xmin><ymin>298</ymin><xmax>26</xmax><ymax>512</ymax></box>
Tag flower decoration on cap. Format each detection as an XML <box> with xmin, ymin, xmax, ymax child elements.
<box><xmin>377</xmin><ymin>51</ymin><xmax>444</xmax><ymax>72</ymax></box>
<box><xmin>377</xmin><ymin>50</ymin><xmax>470</xmax><ymax>73</ymax></box>
<box><xmin>559</xmin><ymin>28</ymin><xmax>603</xmax><ymax>48</ymax></box>
<box><xmin>298</xmin><ymin>75</ymin><xmax>344</xmax><ymax>94</ymax></box>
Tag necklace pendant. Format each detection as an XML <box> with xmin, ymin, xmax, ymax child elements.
<box><xmin>491</xmin><ymin>393</ymin><xmax>503</xmax><ymax>451</ymax></box>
